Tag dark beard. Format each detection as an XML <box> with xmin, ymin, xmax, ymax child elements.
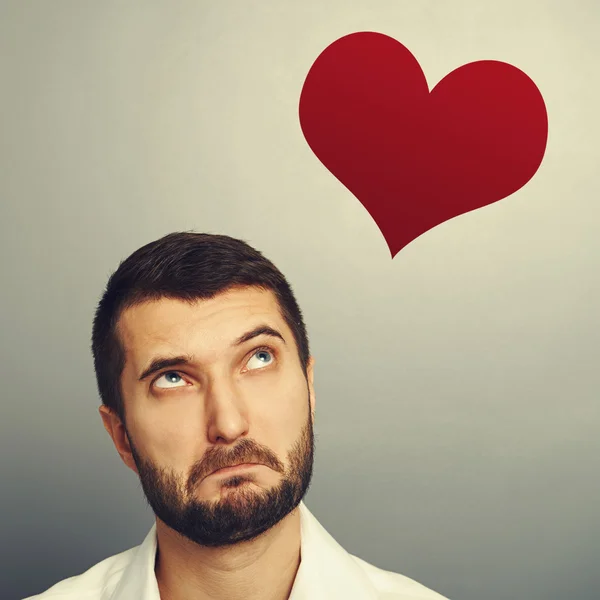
<box><xmin>127</xmin><ymin>401</ymin><xmax>315</xmax><ymax>548</ymax></box>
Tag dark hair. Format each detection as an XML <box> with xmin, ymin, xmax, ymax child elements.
<box><xmin>90</xmin><ymin>231</ymin><xmax>310</xmax><ymax>426</ymax></box>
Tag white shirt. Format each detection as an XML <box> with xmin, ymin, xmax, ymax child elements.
<box><xmin>23</xmin><ymin>501</ymin><xmax>450</xmax><ymax>599</ymax></box>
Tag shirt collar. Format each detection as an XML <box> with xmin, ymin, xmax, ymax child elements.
<box><xmin>110</xmin><ymin>500</ymin><xmax>378</xmax><ymax>600</ymax></box>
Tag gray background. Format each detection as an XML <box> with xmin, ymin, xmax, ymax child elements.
<box><xmin>1</xmin><ymin>1</ymin><xmax>598</xmax><ymax>599</ymax></box>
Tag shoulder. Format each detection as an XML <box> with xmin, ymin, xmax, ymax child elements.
<box><xmin>21</xmin><ymin>546</ymin><xmax>137</xmax><ymax>600</ymax></box>
<box><xmin>349</xmin><ymin>554</ymin><xmax>451</xmax><ymax>600</ymax></box>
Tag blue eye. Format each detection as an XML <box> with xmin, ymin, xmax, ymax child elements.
<box><xmin>247</xmin><ymin>348</ymin><xmax>274</xmax><ymax>370</ymax></box>
<box><xmin>153</xmin><ymin>371</ymin><xmax>186</xmax><ymax>389</ymax></box>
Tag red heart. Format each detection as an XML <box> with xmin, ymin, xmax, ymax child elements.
<box><xmin>299</xmin><ymin>32</ymin><xmax>548</xmax><ymax>257</ymax></box>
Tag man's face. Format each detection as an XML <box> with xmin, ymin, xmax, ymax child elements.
<box><xmin>101</xmin><ymin>285</ymin><xmax>316</xmax><ymax>548</ymax></box>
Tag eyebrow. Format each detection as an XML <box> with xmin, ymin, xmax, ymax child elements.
<box><xmin>137</xmin><ymin>324</ymin><xmax>287</xmax><ymax>382</ymax></box>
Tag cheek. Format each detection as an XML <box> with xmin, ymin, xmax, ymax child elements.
<box><xmin>248</xmin><ymin>365</ymin><xmax>306</xmax><ymax>410</ymax></box>
<box><xmin>249</xmin><ymin>371</ymin><xmax>308</xmax><ymax>443</ymax></box>
<box><xmin>130</xmin><ymin>408</ymin><xmax>201</xmax><ymax>470</ymax></box>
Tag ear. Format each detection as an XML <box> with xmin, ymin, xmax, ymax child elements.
<box><xmin>99</xmin><ymin>405</ymin><xmax>139</xmax><ymax>475</ymax></box>
<box><xmin>306</xmin><ymin>356</ymin><xmax>316</xmax><ymax>423</ymax></box>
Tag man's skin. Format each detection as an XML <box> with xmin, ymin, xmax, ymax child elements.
<box><xmin>99</xmin><ymin>285</ymin><xmax>317</xmax><ymax>600</ymax></box>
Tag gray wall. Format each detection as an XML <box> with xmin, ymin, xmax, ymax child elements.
<box><xmin>1</xmin><ymin>2</ymin><xmax>599</xmax><ymax>599</ymax></box>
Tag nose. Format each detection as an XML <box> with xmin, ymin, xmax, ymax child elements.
<box><xmin>205</xmin><ymin>378</ymin><xmax>250</xmax><ymax>444</ymax></box>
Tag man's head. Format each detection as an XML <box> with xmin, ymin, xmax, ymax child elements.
<box><xmin>91</xmin><ymin>232</ymin><xmax>316</xmax><ymax>547</ymax></box>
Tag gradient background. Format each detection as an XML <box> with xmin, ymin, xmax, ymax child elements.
<box><xmin>1</xmin><ymin>2</ymin><xmax>598</xmax><ymax>599</ymax></box>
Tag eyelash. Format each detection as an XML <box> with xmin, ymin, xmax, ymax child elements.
<box><xmin>150</xmin><ymin>345</ymin><xmax>277</xmax><ymax>388</ymax></box>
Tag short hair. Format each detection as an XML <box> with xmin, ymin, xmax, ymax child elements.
<box><xmin>90</xmin><ymin>231</ymin><xmax>310</xmax><ymax>425</ymax></box>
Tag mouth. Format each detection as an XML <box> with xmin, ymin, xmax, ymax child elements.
<box><xmin>210</xmin><ymin>463</ymin><xmax>261</xmax><ymax>476</ymax></box>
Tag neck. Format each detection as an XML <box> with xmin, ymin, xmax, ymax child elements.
<box><xmin>155</xmin><ymin>507</ymin><xmax>302</xmax><ymax>600</ymax></box>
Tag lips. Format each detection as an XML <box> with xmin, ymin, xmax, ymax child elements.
<box><xmin>211</xmin><ymin>462</ymin><xmax>260</xmax><ymax>475</ymax></box>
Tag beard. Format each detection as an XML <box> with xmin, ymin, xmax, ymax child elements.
<box><xmin>125</xmin><ymin>396</ymin><xmax>315</xmax><ymax>548</ymax></box>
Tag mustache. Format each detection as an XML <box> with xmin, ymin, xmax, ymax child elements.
<box><xmin>193</xmin><ymin>438</ymin><xmax>284</xmax><ymax>484</ymax></box>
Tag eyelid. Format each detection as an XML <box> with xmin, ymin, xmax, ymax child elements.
<box><xmin>246</xmin><ymin>345</ymin><xmax>277</xmax><ymax>369</ymax></box>
<box><xmin>150</xmin><ymin>344</ymin><xmax>278</xmax><ymax>388</ymax></box>
<box><xmin>250</xmin><ymin>344</ymin><xmax>277</xmax><ymax>358</ymax></box>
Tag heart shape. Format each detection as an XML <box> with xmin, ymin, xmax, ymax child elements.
<box><xmin>299</xmin><ymin>32</ymin><xmax>548</xmax><ymax>257</ymax></box>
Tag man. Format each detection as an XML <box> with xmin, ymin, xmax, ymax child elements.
<box><xmin>24</xmin><ymin>231</ymin><xmax>450</xmax><ymax>600</ymax></box>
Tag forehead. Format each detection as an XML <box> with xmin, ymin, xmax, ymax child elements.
<box><xmin>117</xmin><ymin>286</ymin><xmax>288</xmax><ymax>357</ymax></box>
